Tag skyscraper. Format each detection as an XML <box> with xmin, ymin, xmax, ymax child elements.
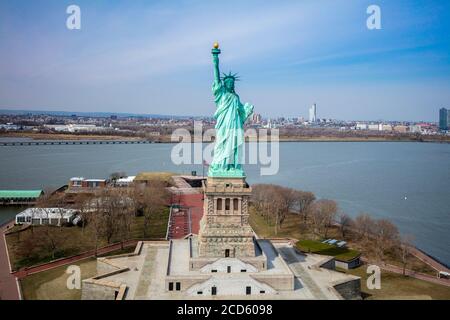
<box><xmin>309</xmin><ymin>103</ymin><xmax>317</xmax><ymax>123</ymax></box>
<box><xmin>439</xmin><ymin>108</ymin><xmax>449</xmax><ymax>130</ymax></box>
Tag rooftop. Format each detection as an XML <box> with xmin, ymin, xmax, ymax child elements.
<box><xmin>117</xmin><ymin>176</ymin><xmax>136</xmax><ymax>183</ymax></box>
<box><xmin>16</xmin><ymin>207</ymin><xmax>78</xmax><ymax>219</ymax></box>
<box><xmin>70</xmin><ymin>177</ymin><xmax>85</xmax><ymax>181</ymax></box>
<box><xmin>0</xmin><ymin>190</ymin><xmax>43</xmax><ymax>199</ymax></box>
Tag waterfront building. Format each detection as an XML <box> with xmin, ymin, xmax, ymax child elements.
<box><xmin>393</xmin><ymin>125</ymin><xmax>408</xmax><ymax>133</ymax></box>
<box><xmin>68</xmin><ymin>177</ymin><xmax>106</xmax><ymax>189</ymax></box>
<box><xmin>309</xmin><ymin>103</ymin><xmax>317</xmax><ymax>123</ymax></box>
<box><xmin>44</xmin><ymin>124</ymin><xmax>109</xmax><ymax>133</ymax></box>
<box><xmin>356</xmin><ymin>123</ymin><xmax>368</xmax><ymax>130</ymax></box>
<box><xmin>115</xmin><ymin>176</ymin><xmax>136</xmax><ymax>187</ymax></box>
<box><xmin>15</xmin><ymin>207</ymin><xmax>78</xmax><ymax>225</ymax></box>
<box><xmin>409</xmin><ymin>125</ymin><xmax>422</xmax><ymax>133</ymax></box>
<box><xmin>65</xmin><ymin>177</ymin><xmax>107</xmax><ymax>203</ymax></box>
<box><xmin>0</xmin><ymin>190</ymin><xmax>43</xmax><ymax>206</ymax></box>
<box><xmin>439</xmin><ymin>108</ymin><xmax>449</xmax><ymax>130</ymax></box>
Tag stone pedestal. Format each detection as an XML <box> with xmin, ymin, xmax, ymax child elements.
<box><xmin>198</xmin><ymin>176</ymin><xmax>255</xmax><ymax>258</ymax></box>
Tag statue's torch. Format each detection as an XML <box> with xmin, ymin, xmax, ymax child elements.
<box><xmin>212</xmin><ymin>42</ymin><xmax>221</xmax><ymax>82</ymax></box>
<box><xmin>212</xmin><ymin>42</ymin><xmax>221</xmax><ymax>56</ymax></box>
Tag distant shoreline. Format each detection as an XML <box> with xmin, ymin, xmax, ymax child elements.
<box><xmin>1</xmin><ymin>132</ymin><xmax>449</xmax><ymax>144</ymax></box>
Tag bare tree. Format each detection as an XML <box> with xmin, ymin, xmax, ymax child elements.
<box><xmin>354</xmin><ymin>213</ymin><xmax>375</xmax><ymax>241</ymax></box>
<box><xmin>310</xmin><ymin>199</ymin><xmax>337</xmax><ymax>238</ymax></box>
<box><xmin>274</xmin><ymin>185</ymin><xmax>296</xmax><ymax>229</ymax></box>
<box><xmin>16</xmin><ymin>232</ymin><xmax>39</xmax><ymax>260</ymax></box>
<box><xmin>37</xmin><ymin>226</ymin><xmax>67</xmax><ymax>259</ymax></box>
<box><xmin>97</xmin><ymin>188</ymin><xmax>126</xmax><ymax>244</ymax></box>
<box><xmin>372</xmin><ymin>219</ymin><xmax>400</xmax><ymax>262</ymax></box>
<box><xmin>72</xmin><ymin>193</ymin><xmax>94</xmax><ymax>233</ymax></box>
<box><xmin>269</xmin><ymin>187</ymin><xmax>286</xmax><ymax>235</ymax></box>
<box><xmin>86</xmin><ymin>195</ymin><xmax>108</xmax><ymax>256</ymax></box>
<box><xmin>397</xmin><ymin>234</ymin><xmax>415</xmax><ymax>275</ymax></box>
<box><xmin>293</xmin><ymin>190</ymin><xmax>315</xmax><ymax>223</ymax></box>
<box><xmin>34</xmin><ymin>188</ymin><xmax>58</xmax><ymax>232</ymax></box>
<box><xmin>338</xmin><ymin>212</ymin><xmax>353</xmax><ymax>238</ymax></box>
<box><xmin>113</xmin><ymin>189</ymin><xmax>135</xmax><ymax>249</ymax></box>
<box><xmin>252</xmin><ymin>184</ymin><xmax>274</xmax><ymax>224</ymax></box>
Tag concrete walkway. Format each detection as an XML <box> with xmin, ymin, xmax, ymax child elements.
<box><xmin>0</xmin><ymin>220</ymin><xmax>20</xmax><ymax>300</ymax></box>
<box><xmin>409</xmin><ymin>246</ymin><xmax>450</xmax><ymax>273</ymax></box>
<box><xmin>276</xmin><ymin>246</ymin><xmax>328</xmax><ymax>299</ymax></box>
<box><xmin>361</xmin><ymin>257</ymin><xmax>450</xmax><ymax>287</ymax></box>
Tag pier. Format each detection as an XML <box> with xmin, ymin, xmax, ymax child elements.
<box><xmin>0</xmin><ymin>140</ymin><xmax>154</xmax><ymax>146</ymax></box>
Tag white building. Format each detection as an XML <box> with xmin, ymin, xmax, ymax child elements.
<box><xmin>15</xmin><ymin>207</ymin><xmax>78</xmax><ymax>226</ymax></box>
<box><xmin>356</xmin><ymin>123</ymin><xmax>368</xmax><ymax>130</ymax></box>
<box><xmin>116</xmin><ymin>176</ymin><xmax>136</xmax><ymax>187</ymax></box>
<box><xmin>309</xmin><ymin>104</ymin><xmax>317</xmax><ymax>123</ymax></box>
<box><xmin>44</xmin><ymin>124</ymin><xmax>108</xmax><ymax>133</ymax></box>
<box><xmin>409</xmin><ymin>125</ymin><xmax>422</xmax><ymax>133</ymax></box>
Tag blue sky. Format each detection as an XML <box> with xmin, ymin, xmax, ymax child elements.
<box><xmin>0</xmin><ymin>0</ymin><xmax>449</xmax><ymax>121</ymax></box>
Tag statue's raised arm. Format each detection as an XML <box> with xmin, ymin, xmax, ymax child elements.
<box><xmin>212</xmin><ymin>42</ymin><xmax>221</xmax><ymax>83</ymax></box>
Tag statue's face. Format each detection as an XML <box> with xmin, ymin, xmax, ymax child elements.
<box><xmin>224</xmin><ymin>78</ymin><xmax>235</xmax><ymax>92</ymax></box>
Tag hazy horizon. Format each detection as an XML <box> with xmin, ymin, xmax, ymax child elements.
<box><xmin>1</xmin><ymin>0</ymin><xmax>449</xmax><ymax>122</ymax></box>
<box><xmin>0</xmin><ymin>107</ymin><xmax>442</xmax><ymax>123</ymax></box>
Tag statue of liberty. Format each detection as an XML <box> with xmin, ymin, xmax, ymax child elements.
<box><xmin>208</xmin><ymin>42</ymin><xmax>254</xmax><ymax>177</ymax></box>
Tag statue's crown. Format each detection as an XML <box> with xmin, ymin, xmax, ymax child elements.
<box><xmin>221</xmin><ymin>72</ymin><xmax>240</xmax><ymax>81</ymax></box>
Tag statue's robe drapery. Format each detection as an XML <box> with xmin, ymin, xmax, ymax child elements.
<box><xmin>209</xmin><ymin>80</ymin><xmax>253</xmax><ymax>177</ymax></box>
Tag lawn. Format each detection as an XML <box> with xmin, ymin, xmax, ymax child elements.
<box><xmin>134</xmin><ymin>172</ymin><xmax>175</xmax><ymax>185</ymax></box>
<box><xmin>249</xmin><ymin>207</ymin><xmax>304</xmax><ymax>239</ymax></box>
<box><xmin>296</xmin><ymin>239</ymin><xmax>360</xmax><ymax>262</ymax></box>
<box><xmin>6</xmin><ymin>207</ymin><xmax>170</xmax><ymax>270</ymax></box>
<box><xmin>128</xmin><ymin>207</ymin><xmax>170</xmax><ymax>239</ymax></box>
<box><xmin>338</xmin><ymin>265</ymin><xmax>450</xmax><ymax>300</ymax></box>
<box><xmin>20</xmin><ymin>258</ymin><xmax>97</xmax><ymax>300</ymax></box>
<box><xmin>20</xmin><ymin>247</ymin><xmax>135</xmax><ymax>300</ymax></box>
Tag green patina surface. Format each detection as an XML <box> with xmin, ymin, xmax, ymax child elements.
<box><xmin>0</xmin><ymin>190</ymin><xmax>43</xmax><ymax>199</ymax></box>
<box><xmin>208</xmin><ymin>44</ymin><xmax>253</xmax><ymax>178</ymax></box>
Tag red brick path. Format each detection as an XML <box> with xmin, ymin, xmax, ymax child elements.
<box><xmin>169</xmin><ymin>193</ymin><xmax>204</xmax><ymax>238</ymax></box>
<box><xmin>0</xmin><ymin>220</ymin><xmax>20</xmax><ymax>300</ymax></box>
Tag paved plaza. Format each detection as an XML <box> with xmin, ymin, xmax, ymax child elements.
<box><xmin>82</xmin><ymin>239</ymin><xmax>360</xmax><ymax>300</ymax></box>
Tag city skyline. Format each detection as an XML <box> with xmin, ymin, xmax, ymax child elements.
<box><xmin>1</xmin><ymin>106</ymin><xmax>446</xmax><ymax>124</ymax></box>
<box><xmin>0</xmin><ymin>0</ymin><xmax>449</xmax><ymax>121</ymax></box>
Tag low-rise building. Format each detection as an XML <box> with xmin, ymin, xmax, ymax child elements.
<box><xmin>15</xmin><ymin>207</ymin><xmax>78</xmax><ymax>226</ymax></box>
<box><xmin>334</xmin><ymin>255</ymin><xmax>362</xmax><ymax>270</ymax></box>
<box><xmin>409</xmin><ymin>125</ymin><xmax>422</xmax><ymax>133</ymax></box>
<box><xmin>0</xmin><ymin>190</ymin><xmax>43</xmax><ymax>205</ymax></box>
<box><xmin>115</xmin><ymin>176</ymin><xmax>136</xmax><ymax>187</ymax></box>
<box><xmin>68</xmin><ymin>177</ymin><xmax>107</xmax><ymax>189</ymax></box>
<box><xmin>356</xmin><ymin>123</ymin><xmax>368</xmax><ymax>130</ymax></box>
<box><xmin>393</xmin><ymin>125</ymin><xmax>409</xmax><ymax>133</ymax></box>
